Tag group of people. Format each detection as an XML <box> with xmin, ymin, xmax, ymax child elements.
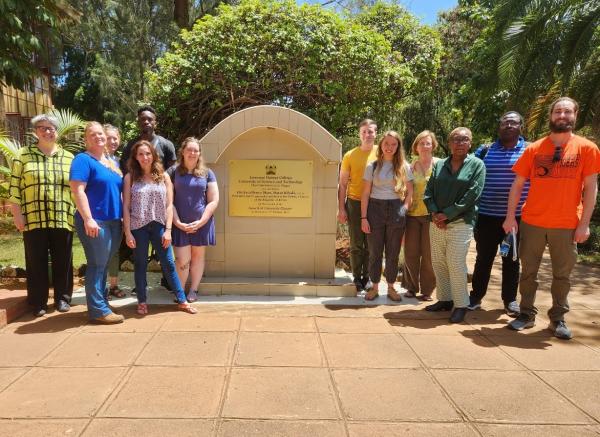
<box><xmin>339</xmin><ymin>97</ymin><xmax>600</xmax><ymax>339</ymax></box>
<box><xmin>8</xmin><ymin>106</ymin><xmax>218</xmax><ymax>324</ymax></box>
<box><xmin>6</xmin><ymin>96</ymin><xmax>600</xmax><ymax>337</ymax></box>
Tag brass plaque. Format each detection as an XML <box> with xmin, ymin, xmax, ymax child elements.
<box><xmin>229</xmin><ymin>160</ymin><xmax>313</xmax><ymax>217</ymax></box>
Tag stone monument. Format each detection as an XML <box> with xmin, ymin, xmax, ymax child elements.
<box><xmin>198</xmin><ymin>105</ymin><xmax>354</xmax><ymax>296</ymax></box>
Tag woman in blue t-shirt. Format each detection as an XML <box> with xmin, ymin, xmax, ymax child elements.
<box><xmin>70</xmin><ymin>122</ymin><xmax>124</xmax><ymax>324</ymax></box>
<box><xmin>167</xmin><ymin>137</ymin><xmax>219</xmax><ymax>302</ymax></box>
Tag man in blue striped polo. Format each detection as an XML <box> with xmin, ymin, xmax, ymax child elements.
<box><xmin>468</xmin><ymin>112</ymin><xmax>529</xmax><ymax>316</ymax></box>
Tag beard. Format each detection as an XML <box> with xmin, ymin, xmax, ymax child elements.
<box><xmin>549</xmin><ymin>119</ymin><xmax>574</xmax><ymax>133</ymax></box>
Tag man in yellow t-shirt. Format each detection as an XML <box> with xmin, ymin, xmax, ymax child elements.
<box><xmin>338</xmin><ymin>119</ymin><xmax>378</xmax><ymax>292</ymax></box>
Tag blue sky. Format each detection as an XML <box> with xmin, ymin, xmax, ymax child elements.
<box><xmin>298</xmin><ymin>1</ymin><xmax>458</xmax><ymax>24</ymax></box>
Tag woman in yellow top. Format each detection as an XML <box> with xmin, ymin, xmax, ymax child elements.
<box><xmin>403</xmin><ymin>131</ymin><xmax>439</xmax><ymax>301</ymax></box>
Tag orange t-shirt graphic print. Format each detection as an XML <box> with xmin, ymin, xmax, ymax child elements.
<box><xmin>513</xmin><ymin>135</ymin><xmax>600</xmax><ymax>229</ymax></box>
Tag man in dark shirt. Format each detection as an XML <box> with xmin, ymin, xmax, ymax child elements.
<box><xmin>120</xmin><ymin>105</ymin><xmax>178</xmax><ymax>292</ymax></box>
<box><xmin>120</xmin><ymin>105</ymin><xmax>176</xmax><ymax>173</ymax></box>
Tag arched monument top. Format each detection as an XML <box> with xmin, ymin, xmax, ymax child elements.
<box><xmin>198</xmin><ymin>105</ymin><xmax>342</xmax><ymax>164</ymax></box>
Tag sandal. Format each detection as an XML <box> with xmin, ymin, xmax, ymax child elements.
<box><xmin>186</xmin><ymin>290</ymin><xmax>198</xmax><ymax>303</ymax></box>
<box><xmin>404</xmin><ymin>290</ymin><xmax>416</xmax><ymax>298</ymax></box>
<box><xmin>364</xmin><ymin>288</ymin><xmax>379</xmax><ymax>301</ymax></box>
<box><xmin>136</xmin><ymin>303</ymin><xmax>148</xmax><ymax>315</ymax></box>
<box><xmin>178</xmin><ymin>302</ymin><xmax>197</xmax><ymax>314</ymax></box>
<box><xmin>418</xmin><ymin>294</ymin><xmax>434</xmax><ymax>302</ymax></box>
<box><xmin>108</xmin><ymin>286</ymin><xmax>126</xmax><ymax>300</ymax></box>
<box><xmin>387</xmin><ymin>287</ymin><xmax>402</xmax><ymax>302</ymax></box>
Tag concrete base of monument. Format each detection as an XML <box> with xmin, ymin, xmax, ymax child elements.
<box><xmin>199</xmin><ymin>269</ymin><xmax>356</xmax><ymax>297</ymax></box>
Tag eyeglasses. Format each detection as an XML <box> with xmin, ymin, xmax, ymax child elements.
<box><xmin>500</xmin><ymin>120</ymin><xmax>521</xmax><ymax>127</ymax></box>
<box><xmin>552</xmin><ymin>145</ymin><xmax>562</xmax><ymax>163</ymax></box>
<box><xmin>35</xmin><ymin>126</ymin><xmax>57</xmax><ymax>133</ymax></box>
<box><xmin>452</xmin><ymin>136</ymin><xmax>471</xmax><ymax>144</ymax></box>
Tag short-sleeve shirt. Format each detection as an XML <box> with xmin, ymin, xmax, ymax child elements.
<box><xmin>120</xmin><ymin>135</ymin><xmax>176</xmax><ymax>174</ymax></box>
<box><xmin>340</xmin><ymin>146</ymin><xmax>378</xmax><ymax>201</ymax></box>
<box><xmin>512</xmin><ymin>134</ymin><xmax>600</xmax><ymax>229</ymax></box>
<box><xmin>363</xmin><ymin>161</ymin><xmax>413</xmax><ymax>200</ymax></box>
<box><xmin>70</xmin><ymin>153</ymin><xmax>123</xmax><ymax>221</ymax></box>
<box><xmin>167</xmin><ymin>165</ymin><xmax>217</xmax><ymax>223</ymax></box>
<box><xmin>8</xmin><ymin>145</ymin><xmax>74</xmax><ymax>231</ymax></box>
<box><xmin>476</xmin><ymin>137</ymin><xmax>529</xmax><ymax>217</ymax></box>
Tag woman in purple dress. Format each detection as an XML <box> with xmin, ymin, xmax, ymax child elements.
<box><xmin>167</xmin><ymin>137</ymin><xmax>219</xmax><ymax>302</ymax></box>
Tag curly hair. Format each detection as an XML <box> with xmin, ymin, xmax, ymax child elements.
<box><xmin>127</xmin><ymin>140</ymin><xmax>164</xmax><ymax>183</ymax></box>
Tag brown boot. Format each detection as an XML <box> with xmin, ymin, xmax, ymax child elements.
<box><xmin>93</xmin><ymin>312</ymin><xmax>124</xmax><ymax>324</ymax></box>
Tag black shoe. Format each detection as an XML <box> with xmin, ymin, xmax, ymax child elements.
<box><xmin>353</xmin><ymin>277</ymin><xmax>364</xmax><ymax>292</ymax></box>
<box><xmin>449</xmin><ymin>307</ymin><xmax>467</xmax><ymax>323</ymax></box>
<box><xmin>466</xmin><ymin>295</ymin><xmax>481</xmax><ymax>310</ymax></box>
<box><xmin>33</xmin><ymin>308</ymin><xmax>46</xmax><ymax>317</ymax></box>
<box><xmin>425</xmin><ymin>300</ymin><xmax>453</xmax><ymax>312</ymax></box>
<box><xmin>56</xmin><ymin>300</ymin><xmax>70</xmax><ymax>313</ymax></box>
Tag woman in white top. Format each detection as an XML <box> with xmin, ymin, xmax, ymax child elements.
<box><xmin>361</xmin><ymin>131</ymin><xmax>413</xmax><ymax>301</ymax></box>
<box><xmin>123</xmin><ymin>140</ymin><xmax>197</xmax><ymax>315</ymax></box>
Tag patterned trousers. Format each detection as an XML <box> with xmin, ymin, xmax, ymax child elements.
<box><xmin>429</xmin><ymin>220</ymin><xmax>473</xmax><ymax>308</ymax></box>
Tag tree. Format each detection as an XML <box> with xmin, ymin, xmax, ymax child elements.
<box><xmin>174</xmin><ymin>0</ymin><xmax>239</xmax><ymax>28</ymax></box>
<box><xmin>0</xmin><ymin>0</ymin><xmax>80</xmax><ymax>89</ymax></box>
<box><xmin>352</xmin><ymin>2</ymin><xmax>442</xmax><ymax>148</ymax></box>
<box><xmin>53</xmin><ymin>0</ymin><xmax>179</xmax><ymax>126</ymax></box>
<box><xmin>471</xmin><ymin>0</ymin><xmax>600</xmax><ymax>139</ymax></box>
<box><xmin>148</xmin><ymin>0</ymin><xmax>426</xmax><ymax>142</ymax></box>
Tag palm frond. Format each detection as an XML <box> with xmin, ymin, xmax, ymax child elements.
<box><xmin>0</xmin><ymin>132</ymin><xmax>22</xmax><ymax>166</ymax></box>
<box><xmin>525</xmin><ymin>80</ymin><xmax>562</xmax><ymax>138</ymax></box>
<box><xmin>559</xmin><ymin>4</ymin><xmax>600</xmax><ymax>84</ymax></box>
<box><xmin>48</xmin><ymin>108</ymin><xmax>85</xmax><ymax>144</ymax></box>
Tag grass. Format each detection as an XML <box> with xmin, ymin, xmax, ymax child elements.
<box><xmin>0</xmin><ymin>231</ymin><xmax>86</xmax><ymax>268</ymax></box>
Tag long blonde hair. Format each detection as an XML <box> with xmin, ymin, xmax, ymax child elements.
<box><xmin>374</xmin><ymin>131</ymin><xmax>408</xmax><ymax>198</ymax></box>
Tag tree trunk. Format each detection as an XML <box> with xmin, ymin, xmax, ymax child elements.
<box><xmin>174</xmin><ymin>0</ymin><xmax>189</xmax><ymax>29</ymax></box>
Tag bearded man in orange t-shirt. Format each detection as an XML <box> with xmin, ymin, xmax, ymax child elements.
<box><xmin>502</xmin><ymin>97</ymin><xmax>600</xmax><ymax>339</ymax></box>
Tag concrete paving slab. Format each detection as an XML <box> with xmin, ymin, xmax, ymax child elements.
<box><xmin>432</xmin><ymin>369</ymin><xmax>593</xmax><ymax>424</ymax></box>
<box><xmin>1</xmin><ymin>311</ymin><xmax>88</xmax><ymax>334</ymax></box>
<box><xmin>0</xmin><ymin>367</ymin><xmax>27</xmax><ymax>391</ymax></box>
<box><xmin>475</xmin><ymin>424</ymin><xmax>600</xmax><ymax>436</ymax></box>
<box><xmin>537</xmin><ymin>371</ymin><xmax>600</xmax><ymax>421</ymax></box>
<box><xmin>0</xmin><ymin>419</ymin><xmax>88</xmax><ymax>436</ymax></box>
<box><xmin>136</xmin><ymin>332</ymin><xmax>235</xmax><ymax>366</ymax></box>
<box><xmin>82</xmin><ymin>418</ymin><xmax>215</xmax><ymax>436</ymax></box>
<box><xmin>240</xmin><ymin>316</ymin><xmax>316</xmax><ymax>332</ymax></box>
<box><xmin>320</xmin><ymin>333</ymin><xmax>421</xmax><ymax>368</ymax></box>
<box><xmin>217</xmin><ymin>419</ymin><xmax>346</xmax><ymax>437</ymax></box>
<box><xmin>403</xmin><ymin>334</ymin><xmax>523</xmax><ymax>370</ymax></box>
<box><xmin>82</xmin><ymin>312</ymin><xmax>167</xmax><ymax>333</ymax></box>
<box><xmin>347</xmin><ymin>422</ymin><xmax>479</xmax><ymax>437</ymax></box>
<box><xmin>487</xmin><ymin>335</ymin><xmax>600</xmax><ymax>370</ymax></box>
<box><xmin>39</xmin><ymin>332</ymin><xmax>152</xmax><ymax>367</ymax></box>
<box><xmin>0</xmin><ymin>367</ymin><xmax>125</xmax><ymax>418</ymax></box>
<box><xmin>316</xmin><ymin>317</ymin><xmax>394</xmax><ymax>333</ymax></box>
<box><xmin>161</xmin><ymin>315</ymin><xmax>240</xmax><ymax>332</ymax></box>
<box><xmin>235</xmin><ymin>332</ymin><xmax>323</xmax><ymax>367</ymax></box>
<box><xmin>332</xmin><ymin>368</ymin><xmax>460</xmax><ymax>421</ymax></box>
<box><xmin>389</xmin><ymin>318</ymin><xmax>481</xmax><ymax>336</ymax></box>
<box><xmin>0</xmin><ymin>332</ymin><xmax>71</xmax><ymax>366</ymax></box>
<box><xmin>223</xmin><ymin>367</ymin><xmax>339</xmax><ymax>420</ymax></box>
<box><xmin>560</xmin><ymin>310</ymin><xmax>600</xmax><ymax>337</ymax></box>
<box><xmin>101</xmin><ymin>367</ymin><xmax>226</xmax><ymax>418</ymax></box>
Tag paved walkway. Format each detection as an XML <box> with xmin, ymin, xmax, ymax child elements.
<box><xmin>0</xmin><ymin>250</ymin><xmax>599</xmax><ymax>436</ymax></box>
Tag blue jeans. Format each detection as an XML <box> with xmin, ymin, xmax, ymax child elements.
<box><xmin>131</xmin><ymin>221</ymin><xmax>186</xmax><ymax>304</ymax></box>
<box><xmin>75</xmin><ymin>215</ymin><xmax>122</xmax><ymax>319</ymax></box>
